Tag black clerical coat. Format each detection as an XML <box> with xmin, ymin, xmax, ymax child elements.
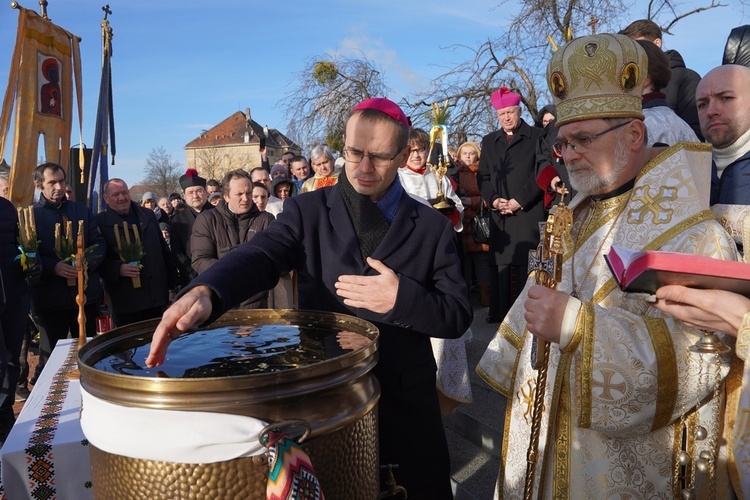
<box><xmin>186</xmin><ymin>184</ymin><xmax>472</xmax><ymax>498</ymax></box>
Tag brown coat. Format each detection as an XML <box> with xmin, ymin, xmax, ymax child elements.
<box><xmin>458</xmin><ymin>162</ymin><xmax>490</xmax><ymax>254</ymax></box>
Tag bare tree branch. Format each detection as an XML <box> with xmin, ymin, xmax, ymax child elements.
<box><xmin>412</xmin><ymin>0</ymin><xmax>736</xmax><ymax>144</ymax></box>
<box><xmin>141</xmin><ymin>146</ymin><xmax>182</xmax><ymax>197</ymax></box>
<box><xmin>280</xmin><ymin>53</ymin><xmax>391</xmax><ymax>152</ymax></box>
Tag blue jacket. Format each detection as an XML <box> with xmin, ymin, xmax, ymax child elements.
<box><xmin>711</xmin><ymin>150</ymin><xmax>750</xmax><ymax>205</ymax></box>
<box><xmin>30</xmin><ymin>197</ymin><xmax>106</xmax><ymax>314</ymax></box>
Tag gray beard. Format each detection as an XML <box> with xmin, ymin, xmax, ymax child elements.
<box><xmin>568</xmin><ymin>137</ymin><xmax>630</xmax><ymax>196</ymax></box>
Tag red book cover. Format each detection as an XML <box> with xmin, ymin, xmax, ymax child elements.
<box><xmin>604</xmin><ymin>245</ymin><xmax>750</xmax><ymax>297</ymax></box>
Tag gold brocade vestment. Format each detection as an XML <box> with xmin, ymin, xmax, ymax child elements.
<box><xmin>478</xmin><ymin>143</ymin><xmax>737</xmax><ymax>499</ymax></box>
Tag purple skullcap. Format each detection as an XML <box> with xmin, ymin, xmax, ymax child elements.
<box><xmin>352</xmin><ymin>97</ymin><xmax>411</xmax><ymax>127</ymax></box>
<box><xmin>491</xmin><ymin>87</ymin><xmax>522</xmax><ymax>110</ymax></box>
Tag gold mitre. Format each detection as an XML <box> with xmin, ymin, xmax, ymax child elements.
<box><xmin>547</xmin><ymin>33</ymin><xmax>647</xmax><ymax>126</ymax></box>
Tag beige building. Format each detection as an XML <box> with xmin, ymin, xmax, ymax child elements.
<box><xmin>184</xmin><ymin>108</ymin><xmax>300</xmax><ymax>181</ymax></box>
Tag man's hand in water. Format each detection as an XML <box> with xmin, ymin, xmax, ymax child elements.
<box><xmin>145</xmin><ymin>286</ymin><xmax>213</xmax><ymax>367</ymax></box>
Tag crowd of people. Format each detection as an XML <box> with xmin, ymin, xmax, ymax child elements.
<box><xmin>2</xmin><ymin>16</ymin><xmax>750</xmax><ymax>498</ymax></box>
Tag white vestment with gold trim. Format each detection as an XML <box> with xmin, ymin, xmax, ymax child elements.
<box><xmin>478</xmin><ymin>143</ymin><xmax>738</xmax><ymax>499</ymax></box>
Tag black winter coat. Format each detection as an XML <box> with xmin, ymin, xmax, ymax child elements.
<box><xmin>96</xmin><ymin>202</ymin><xmax>179</xmax><ymax>315</ymax></box>
<box><xmin>0</xmin><ymin>198</ymin><xmax>23</xmax><ymax>297</ymax></box>
<box><xmin>170</xmin><ymin>203</ymin><xmax>213</xmax><ymax>286</ymax></box>
<box><xmin>30</xmin><ymin>197</ymin><xmax>106</xmax><ymax>314</ymax></box>
<box><xmin>478</xmin><ymin>119</ymin><xmax>545</xmax><ymax>266</ymax></box>
<box><xmin>665</xmin><ymin>49</ymin><xmax>703</xmax><ymax>141</ymax></box>
<box><xmin>182</xmin><ymin>184</ymin><xmax>472</xmax><ymax>498</ymax></box>
<box><xmin>190</xmin><ymin>200</ymin><xmax>274</xmax><ymax>308</ymax></box>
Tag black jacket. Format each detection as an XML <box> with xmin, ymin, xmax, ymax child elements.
<box><xmin>723</xmin><ymin>24</ymin><xmax>750</xmax><ymax>67</ymax></box>
<box><xmin>30</xmin><ymin>197</ymin><xmax>106</xmax><ymax>314</ymax></box>
<box><xmin>190</xmin><ymin>200</ymin><xmax>274</xmax><ymax>309</ymax></box>
<box><xmin>183</xmin><ymin>184</ymin><xmax>471</xmax><ymax>498</ymax></box>
<box><xmin>96</xmin><ymin>202</ymin><xmax>179</xmax><ymax>315</ymax></box>
<box><xmin>665</xmin><ymin>49</ymin><xmax>703</xmax><ymax>141</ymax></box>
<box><xmin>478</xmin><ymin>119</ymin><xmax>546</xmax><ymax>265</ymax></box>
<box><xmin>0</xmin><ymin>198</ymin><xmax>23</xmax><ymax>298</ymax></box>
<box><xmin>170</xmin><ymin>203</ymin><xmax>213</xmax><ymax>286</ymax></box>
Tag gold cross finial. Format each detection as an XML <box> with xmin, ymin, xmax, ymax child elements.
<box><xmin>588</xmin><ymin>15</ymin><xmax>599</xmax><ymax>34</ymax></box>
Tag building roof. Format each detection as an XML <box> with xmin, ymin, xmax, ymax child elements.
<box><xmin>184</xmin><ymin>108</ymin><xmax>299</xmax><ymax>151</ymax></box>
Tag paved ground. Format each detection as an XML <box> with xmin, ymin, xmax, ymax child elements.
<box><xmin>448</xmin><ymin>290</ymin><xmax>506</xmax><ymax>499</ymax></box>
<box><xmin>13</xmin><ymin>341</ymin><xmax>38</xmax><ymax>419</ymax></box>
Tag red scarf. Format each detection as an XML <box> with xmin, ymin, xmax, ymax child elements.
<box><xmin>315</xmin><ymin>176</ymin><xmax>337</xmax><ymax>189</ymax></box>
<box><xmin>406</xmin><ymin>164</ymin><xmax>427</xmax><ymax>175</ymax></box>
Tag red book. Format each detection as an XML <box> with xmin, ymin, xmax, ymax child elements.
<box><xmin>604</xmin><ymin>245</ymin><xmax>750</xmax><ymax>297</ymax></box>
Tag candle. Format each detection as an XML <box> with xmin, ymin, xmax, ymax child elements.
<box><xmin>114</xmin><ymin>223</ymin><xmax>122</xmax><ymax>251</ymax></box>
<box><xmin>55</xmin><ymin>223</ymin><xmax>61</xmax><ymax>255</ymax></box>
<box><xmin>123</xmin><ymin>222</ymin><xmax>132</xmax><ymax>245</ymax></box>
<box><xmin>28</xmin><ymin>206</ymin><xmax>35</xmax><ymax>234</ymax></box>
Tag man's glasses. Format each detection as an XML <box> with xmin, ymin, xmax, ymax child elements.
<box><xmin>342</xmin><ymin>148</ymin><xmax>400</xmax><ymax>168</ymax></box>
<box><xmin>553</xmin><ymin>120</ymin><xmax>633</xmax><ymax>156</ymax></box>
<box><xmin>409</xmin><ymin>147</ymin><xmax>427</xmax><ymax>156</ymax></box>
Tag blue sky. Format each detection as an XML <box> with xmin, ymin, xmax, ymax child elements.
<box><xmin>0</xmin><ymin>0</ymin><xmax>745</xmax><ymax>187</ymax></box>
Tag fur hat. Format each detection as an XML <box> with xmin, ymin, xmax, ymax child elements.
<box><xmin>179</xmin><ymin>168</ymin><xmax>206</xmax><ymax>190</ymax></box>
<box><xmin>547</xmin><ymin>33</ymin><xmax>647</xmax><ymax>126</ymax></box>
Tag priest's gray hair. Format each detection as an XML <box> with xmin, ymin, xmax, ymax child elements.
<box><xmin>310</xmin><ymin>144</ymin><xmax>335</xmax><ymax>164</ymax></box>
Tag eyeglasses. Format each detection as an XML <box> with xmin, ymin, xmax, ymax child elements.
<box><xmin>553</xmin><ymin>120</ymin><xmax>633</xmax><ymax>156</ymax></box>
<box><xmin>409</xmin><ymin>147</ymin><xmax>427</xmax><ymax>156</ymax></box>
<box><xmin>343</xmin><ymin>148</ymin><xmax>400</xmax><ymax>168</ymax></box>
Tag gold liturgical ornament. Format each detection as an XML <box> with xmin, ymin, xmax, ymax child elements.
<box><xmin>524</xmin><ymin>188</ymin><xmax>572</xmax><ymax>500</ymax></box>
<box><xmin>426</xmin><ymin>100</ymin><xmax>452</xmax><ymax>211</ymax></box>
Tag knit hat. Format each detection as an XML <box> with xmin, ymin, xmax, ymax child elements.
<box><xmin>168</xmin><ymin>192</ymin><xmax>182</xmax><ymax>201</ymax></box>
<box><xmin>270</xmin><ymin>163</ymin><xmax>288</xmax><ymax>178</ymax></box>
<box><xmin>547</xmin><ymin>33</ymin><xmax>647</xmax><ymax>126</ymax></box>
<box><xmin>159</xmin><ymin>222</ymin><xmax>170</xmax><ymax>231</ymax></box>
<box><xmin>490</xmin><ymin>87</ymin><xmax>522</xmax><ymax>110</ymax></box>
<box><xmin>208</xmin><ymin>192</ymin><xmax>222</xmax><ymax>203</ymax></box>
<box><xmin>179</xmin><ymin>168</ymin><xmax>206</xmax><ymax>190</ymax></box>
<box><xmin>141</xmin><ymin>191</ymin><xmax>157</xmax><ymax>204</ymax></box>
<box><xmin>352</xmin><ymin>98</ymin><xmax>411</xmax><ymax>127</ymax></box>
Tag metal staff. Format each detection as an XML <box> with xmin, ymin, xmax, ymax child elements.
<box><xmin>523</xmin><ymin>188</ymin><xmax>572</xmax><ymax>499</ymax></box>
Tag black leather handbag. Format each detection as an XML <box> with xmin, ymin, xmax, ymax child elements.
<box><xmin>471</xmin><ymin>204</ymin><xmax>491</xmax><ymax>243</ymax></box>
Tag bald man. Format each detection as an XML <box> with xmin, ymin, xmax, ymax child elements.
<box><xmin>696</xmin><ymin>64</ymin><xmax>750</xmax><ymax>205</ymax></box>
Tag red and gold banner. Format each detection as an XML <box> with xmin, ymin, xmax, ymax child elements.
<box><xmin>0</xmin><ymin>6</ymin><xmax>83</xmax><ymax>206</ymax></box>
